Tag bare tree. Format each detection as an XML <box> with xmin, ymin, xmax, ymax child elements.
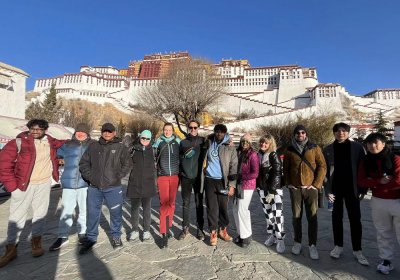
<box><xmin>136</xmin><ymin>58</ymin><xmax>226</xmax><ymax>135</ymax></box>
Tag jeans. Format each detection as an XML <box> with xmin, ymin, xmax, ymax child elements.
<box><xmin>180</xmin><ymin>176</ymin><xmax>204</xmax><ymax>229</ymax></box>
<box><xmin>58</xmin><ymin>188</ymin><xmax>88</xmax><ymax>238</ymax></box>
<box><xmin>86</xmin><ymin>186</ymin><xmax>123</xmax><ymax>242</ymax></box>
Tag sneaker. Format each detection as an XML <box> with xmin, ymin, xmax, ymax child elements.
<box><xmin>233</xmin><ymin>236</ymin><xmax>243</xmax><ymax>245</ymax></box>
<box><xmin>240</xmin><ymin>236</ymin><xmax>251</xmax><ymax>248</ymax></box>
<box><xmin>291</xmin><ymin>242</ymin><xmax>302</xmax><ymax>255</ymax></box>
<box><xmin>210</xmin><ymin>231</ymin><xmax>218</xmax><ymax>246</ymax></box>
<box><xmin>142</xmin><ymin>231</ymin><xmax>152</xmax><ymax>241</ymax></box>
<box><xmin>276</xmin><ymin>239</ymin><xmax>285</xmax><ymax>254</ymax></box>
<box><xmin>377</xmin><ymin>261</ymin><xmax>394</xmax><ymax>275</ymax></box>
<box><xmin>79</xmin><ymin>240</ymin><xmax>96</xmax><ymax>255</ymax></box>
<box><xmin>49</xmin><ymin>238</ymin><xmax>69</xmax><ymax>251</ymax></box>
<box><xmin>78</xmin><ymin>234</ymin><xmax>87</xmax><ymax>245</ymax></box>
<box><xmin>218</xmin><ymin>227</ymin><xmax>233</xmax><ymax>242</ymax></box>
<box><xmin>127</xmin><ymin>231</ymin><xmax>139</xmax><ymax>241</ymax></box>
<box><xmin>309</xmin><ymin>245</ymin><xmax>319</xmax><ymax>260</ymax></box>
<box><xmin>112</xmin><ymin>237</ymin><xmax>123</xmax><ymax>249</ymax></box>
<box><xmin>264</xmin><ymin>235</ymin><xmax>276</xmax><ymax>247</ymax></box>
<box><xmin>330</xmin><ymin>246</ymin><xmax>343</xmax><ymax>259</ymax></box>
<box><xmin>196</xmin><ymin>229</ymin><xmax>205</xmax><ymax>241</ymax></box>
<box><xmin>353</xmin><ymin>251</ymin><xmax>369</xmax><ymax>266</ymax></box>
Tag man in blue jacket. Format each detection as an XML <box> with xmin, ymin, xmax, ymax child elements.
<box><xmin>49</xmin><ymin>123</ymin><xmax>94</xmax><ymax>251</ymax></box>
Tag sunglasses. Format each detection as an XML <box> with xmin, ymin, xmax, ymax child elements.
<box><xmin>140</xmin><ymin>137</ymin><xmax>151</xmax><ymax>141</ymax></box>
<box><xmin>296</xmin><ymin>131</ymin><xmax>306</xmax><ymax>135</ymax></box>
<box><xmin>241</xmin><ymin>140</ymin><xmax>250</xmax><ymax>144</ymax></box>
<box><xmin>189</xmin><ymin>126</ymin><xmax>198</xmax><ymax>130</ymax></box>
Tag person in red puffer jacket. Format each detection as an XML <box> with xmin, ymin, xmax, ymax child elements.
<box><xmin>358</xmin><ymin>133</ymin><xmax>400</xmax><ymax>275</ymax></box>
<box><xmin>0</xmin><ymin>119</ymin><xmax>65</xmax><ymax>268</ymax></box>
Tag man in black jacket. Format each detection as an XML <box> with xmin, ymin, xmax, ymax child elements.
<box><xmin>178</xmin><ymin>120</ymin><xmax>206</xmax><ymax>240</ymax></box>
<box><xmin>79</xmin><ymin>123</ymin><xmax>132</xmax><ymax>254</ymax></box>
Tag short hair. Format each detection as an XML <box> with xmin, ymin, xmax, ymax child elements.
<box><xmin>213</xmin><ymin>124</ymin><xmax>227</xmax><ymax>133</ymax></box>
<box><xmin>163</xmin><ymin>122</ymin><xmax>174</xmax><ymax>130</ymax></box>
<box><xmin>187</xmin><ymin>119</ymin><xmax>200</xmax><ymax>127</ymax></box>
<box><xmin>26</xmin><ymin>119</ymin><xmax>49</xmax><ymax>130</ymax></box>
<box><xmin>259</xmin><ymin>134</ymin><xmax>277</xmax><ymax>152</ymax></box>
<box><xmin>333</xmin><ymin>122</ymin><xmax>351</xmax><ymax>132</ymax></box>
<box><xmin>364</xmin><ymin>132</ymin><xmax>387</xmax><ymax>144</ymax></box>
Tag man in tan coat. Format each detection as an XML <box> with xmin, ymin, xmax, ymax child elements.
<box><xmin>283</xmin><ymin>125</ymin><xmax>326</xmax><ymax>260</ymax></box>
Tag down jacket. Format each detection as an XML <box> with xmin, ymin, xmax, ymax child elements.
<box><xmin>79</xmin><ymin>137</ymin><xmax>132</xmax><ymax>189</ymax></box>
<box><xmin>283</xmin><ymin>141</ymin><xmax>327</xmax><ymax>189</ymax></box>
<box><xmin>57</xmin><ymin>136</ymin><xmax>95</xmax><ymax>189</ymax></box>
<box><xmin>256</xmin><ymin>151</ymin><xmax>282</xmax><ymax>194</ymax></box>
<box><xmin>0</xmin><ymin>132</ymin><xmax>65</xmax><ymax>192</ymax></box>
<box><xmin>238</xmin><ymin>149</ymin><xmax>259</xmax><ymax>190</ymax></box>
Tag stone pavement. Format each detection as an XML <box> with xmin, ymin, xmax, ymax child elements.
<box><xmin>0</xmin><ymin>182</ymin><xmax>399</xmax><ymax>280</ymax></box>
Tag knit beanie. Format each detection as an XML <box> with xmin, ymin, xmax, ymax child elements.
<box><xmin>75</xmin><ymin>123</ymin><xmax>90</xmax><ymax>135</ymax></box>
<box><xmin>293</xmin><ymin>124</ymin><xmax>307</xmax><ymax>136</ymax></box>
<box><xmin>140</xmin><ymin>130</ymin><xmax>152</xmax><ymax>139</ymax></box>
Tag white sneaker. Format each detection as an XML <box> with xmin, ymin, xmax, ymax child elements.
<box><xmin>309</xmin><ymin>245</ymin><xmax>319</xmax><ymax>260</ymax></box>
<box><xmin>127</xmin><ymin>230</ymin><xmax>139</xmax><ymax>241</ymax></box>
<box><xmin>291</xmin><ymin>242</ymin><xmax>302</xmax><ymax>255</ymax></box>
<box><xmin>330</xmin><ymin>246</ymin><xmax>343</xmax><ymax>259</ymax></box>
<box><xmin>264</xmin><ymin>235</ymin><xmax>276</xmax><ymax>247</ymax></box>
<box><xmin>276</xmin><ymin>239</ymin><xmax>285</xmax><ymax>254</ymax></box>
<box><xmin>142</xmin><ymin>231</ymin><xmax>153</xmax><ymax>241</ymax></box>
<box><xmin>353</xmin><ymin>251</ymin><xmax>369</xmax><ymax>266</ymax></box>
<box><xmin>377</xmin><ymin>261</ymin><xmax>394</xmax><ymax>275</ymax></box>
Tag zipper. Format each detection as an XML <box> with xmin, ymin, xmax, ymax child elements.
<box><xmin>168</xmin><ymin>143</ymin><xmax>171</xmax><ymax>176</ymax></box>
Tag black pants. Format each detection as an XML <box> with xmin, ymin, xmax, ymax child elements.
<box><xmin>204</xmin><ymin>177</ymin><xmax>229</xmax><ymax>231</ymax></box>
<box><xmin>130</xmin><ymin>197</ymin><xmax>152</xmax><ymax>232</ymax></box>
<box><xmin>181</xmin><ymin>176</ymin><xmax>204</xmax><ymax>229</ymax></box>
<box><xmin>332</xmin><ymin>187</ymin><xmax>362</xmax><ymax>251</ymax></box>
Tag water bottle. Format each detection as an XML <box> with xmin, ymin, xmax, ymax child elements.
<box><xmin>327</xmin><ymin>200</ymin><xmax>334</xmax><ymax>211</ymax></box>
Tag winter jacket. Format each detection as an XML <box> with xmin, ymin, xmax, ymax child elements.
<box><xmin>79</xmin><ymin>137</ymin><xmax>132</xmax><ymax>189</ymax></box>
<box><xmin>57</xmin><ymin>136</ymin><xmax>95</xmax><ymax>189</ymax></box>
<box><xmin>127</xmin><ymin>143</ymin><xmax>157</xmax><ymax>198</ymax></box>
<box><xmin>180</xmin><ymin>134</ymin><xmax>205</xmax><ymax>179</ymax></box>
<box><xmin>324</xmin><ymin>140</ymin><xmax>366</xmax><ymax>196</ymax></box>
<box><xmin>237</xmin><ymin>149</ymin><xmax>259</xmax><ymax>190</ymax></box>
<box><xmin>153</xmin><ymin>135</ymin><xmax>180</xmax><ymax>176</ymax></box>
<box><xmin>0</xmin><ymin>132</ymin><xmax>65</xmax><ymax>192</ymax></box>
<box><xmin>200</xmin><ymin>134</ymin><xmax>238</xmax><ymax>193</ymax></box>
<box><xmin>256</xmin><ymin>151</ymin><xmax>282</xmax><ymax>194</ymax></box>
<box><xmin>283</xmin><ymin>141</ymin><xmax>327</xmax><ymax>189</ymax></box>
<box><xmin>358</xmin><ymin>154</ymin><xmax>400</xmax><ymax>200</ymax></box>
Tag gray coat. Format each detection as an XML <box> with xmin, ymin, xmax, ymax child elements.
<box><xmin>323</xmin><ymin>140</ymin><xmax>365</xmax><ymax>196</ymax></box>
<box><xmin>200</xmin><ymin>135</ymin><xmax>238</xmax><ymax>193</ymax></box>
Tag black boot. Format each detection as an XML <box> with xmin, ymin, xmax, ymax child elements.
<box><xmin>161</xmin><ymin>234</ymin><xmax>168</xmax><ymax>249</ymax></box>
<box><xmin>240</xmin><ymin>236</ymin><xmax>252</xmax><ymax>248</ymax></box>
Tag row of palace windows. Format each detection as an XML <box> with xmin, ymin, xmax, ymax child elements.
<box><xmin>79</xmin><ymin>92</ymin><xmax>106</xmax><ymax>97</ymax></box>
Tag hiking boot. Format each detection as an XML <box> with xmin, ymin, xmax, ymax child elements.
<box><xmin>178</xmin><ymin>227</ymin><xmax>189</xmax><ymax>240</ymax></box>
<box><xmin>309</xmin><ymin>245</ymin><xmax>319</xmax><ymax>260</ymax></box>
<box><xmin>264</xmin><ymin>234</ymin><xmax>276</xmax><ymax>247</ymax></box>
<box><xmin>218</xmin><ymin>227</ymin><xmax>232</xmax><ymax>242</ymax></box>
<box><xmin>291</xmin><ymin>242</ymin><xmax>302</xmax><ymax>255</ymax></box>
<box><xmin>79</xmin><ymin>239</ymin><xmax>96</xmax><ymax>255</ymax></box>
<box><xmin>31</xmin><ymin>236</ymin><xmax>44</xmax><ymax>257</ymax></box>
<box><xmin>353</xmin><ymin>250</ymin><xmax>369</xmax><ymax>266</ymax></box>
<box><xmin>161</xmin><ymin>234</ymin><xmax>168</xmax><ymax>249</ymax></box>
<box><xmin>330</xmin><ymin>246</ymin><xmax>343</xmax><ymax>259</ymax></box>
<box><xmin>196</xmin><ymin>229</ymin><xmax>205</xmax><ymax>241</ymax></box>
<box><xmin>49</xmin><ymin>238</ymin><xmax>69</xmax><ymax>251</ymax></box>
<box><xmin>127</xmin><ymin>231</ymin><xmax>139</xmax><ymax>242</ymax></box>
<box><xmin>112</xmin><ymin>237</ymin><xmax>123</xmax><ymax>249</ymax></box>
<box><xmin>210</xmin><ymin>231</ymin><xmax>218</xmax><ymax>246</ymax></box>
<box><xmin>276</xmin><ymin>239</ymin><xmax>285</xmax><ymax>253</ymax></box>
<box><xmin>0</xmin><ymin>244</ymin><xmax>17</xmax><ymax>268</ymax></box>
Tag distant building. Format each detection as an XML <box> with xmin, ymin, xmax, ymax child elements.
<box><xmin>394</xmin><ymin>120</ymin><xmax>400</xmax><ymax>148</ymax></box>
<box><xmin>0</xmin><ymin>62</ymin><xmax>29</xmax><ymax>119</ymax></box>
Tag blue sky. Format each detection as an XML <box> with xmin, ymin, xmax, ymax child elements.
<box><xmin>1</xmin><ymin>0</ymin><xmax>399</xmax><ymax>94</ymax></box>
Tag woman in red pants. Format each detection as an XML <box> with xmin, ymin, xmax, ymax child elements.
<box><xmin>153</xmin><ymin>123</ymin><xmax>181</xmax><ymax>248</ymax></box>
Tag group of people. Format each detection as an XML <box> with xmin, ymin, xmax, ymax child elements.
<box><xmin>0</xmin><ymin>119</ymin><xmax>399</xmax><ymax>276</ymax></box>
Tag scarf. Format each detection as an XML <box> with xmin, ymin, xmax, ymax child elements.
<box><xmin>364</xmin><ymin>147</ymin><xmax>394</xmax><ymax>176</ymax></box>
<box><xmin>292</xmin><ymin>137</ymin><xmax>308</xmax><ymax>155</ymax></box>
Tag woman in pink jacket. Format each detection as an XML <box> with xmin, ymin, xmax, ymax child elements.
<box><xmin>233</xmin><ymin>133</ymin><xmax>259</xmax><ymax>248</ymax></box>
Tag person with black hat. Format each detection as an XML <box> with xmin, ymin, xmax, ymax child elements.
<box><xmin>49</xmin><ymin>123</ymin><xmax>95</xmax><ymax>251</ymax></box>
<box><xmin>201</xmin><ymin>124</ymin><xmax>238</xmax><ymax>246</ymax></box>
<box><xmin>283</xmin><ymin>124</ymin><xmax>326</xmax><ymax>260</ymax></box>
<box><xmin>78</xmin><ymin>122</ymin><xmax>132</xmax><ymax>254</ymax></box>
<box><xmin>324</xmin><ymin>122</ymin><xmax>369</xmax><ymax>265</ymax></box>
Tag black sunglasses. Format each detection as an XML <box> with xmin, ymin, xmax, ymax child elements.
<box><xmin>141</xmin><ymin>137</ymin><xmax>151</xmax><ymax>141</ymax></box>
<box><xmin>296</xmin><ymin>131</ymin><xmax>306</xmax><ymax>135</ymax></box>
<box><xmin>189</xmin><ymin>126</ymin><xmax>198</xmax><ymax>130</ymax></box>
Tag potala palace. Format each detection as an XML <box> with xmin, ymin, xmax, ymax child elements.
<box><xmin>31</xmin><ymin>52</ymin><xmax>400</xmax><ymax>131</ymax></box>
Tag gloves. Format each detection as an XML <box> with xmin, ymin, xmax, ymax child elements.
<box><xmin>265</xmin><ymin>193</ymin><xmax>275</xmax><ymax>204</ymax></box>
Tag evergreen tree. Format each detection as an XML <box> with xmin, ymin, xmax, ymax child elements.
<box><xmin>25</xmin><ymin>84</ymin><xmax>62</xmax><ymax>123</ymax></box>
<box><xmin>117</xmin><ymin>118</ymin><xmax>126</xmax><ymax>138</ymax></box>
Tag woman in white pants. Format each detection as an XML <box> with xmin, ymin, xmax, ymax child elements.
<box><xmin>358</xmin><ymin>133</ymin><xmax>400</xmax><ymax>275</ymax></box>
<box><xmin>256</xmin><ymin>134</ymin><xmax>285</xmax><ymax>253</ymax></box>
<box><xmin>233</xmin><ymin>133</ymin><xmax>259</xmax><ymax>248</ymax></box>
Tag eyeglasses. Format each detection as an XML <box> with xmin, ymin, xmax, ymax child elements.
<box><xmin>141</xmin><ymin>137</ymin><xmax>151</xmax><ymax>141</ymax></box>
<box><xmin>241</xmin><ymin>140</ymin><xmax>250</xmax><ymax>144</ymax></box>
<box><xmin>29</xmin><ymin>128</ymin><xmax>44</xmax><ymax>132</ymax></box>
<box><xmin>189</xmin><ymin>126</ymin><xmax>198</xmax><ymax>130</ymax></box>
<box><xmin>296</xmin><ymin>131</ymin><xmax>306</xmax><ymax>135</ymax></box>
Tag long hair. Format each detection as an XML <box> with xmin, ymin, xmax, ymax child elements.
<box><xmin>259</xmin><ymin>133</ymin><xmax>277</xmax><ymax>152</ymax></box>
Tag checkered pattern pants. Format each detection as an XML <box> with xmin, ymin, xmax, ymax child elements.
<box><xmin>258</xmin><ymin>188</ymin><xmax>285</xmax><ymax>239</ymax></box>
